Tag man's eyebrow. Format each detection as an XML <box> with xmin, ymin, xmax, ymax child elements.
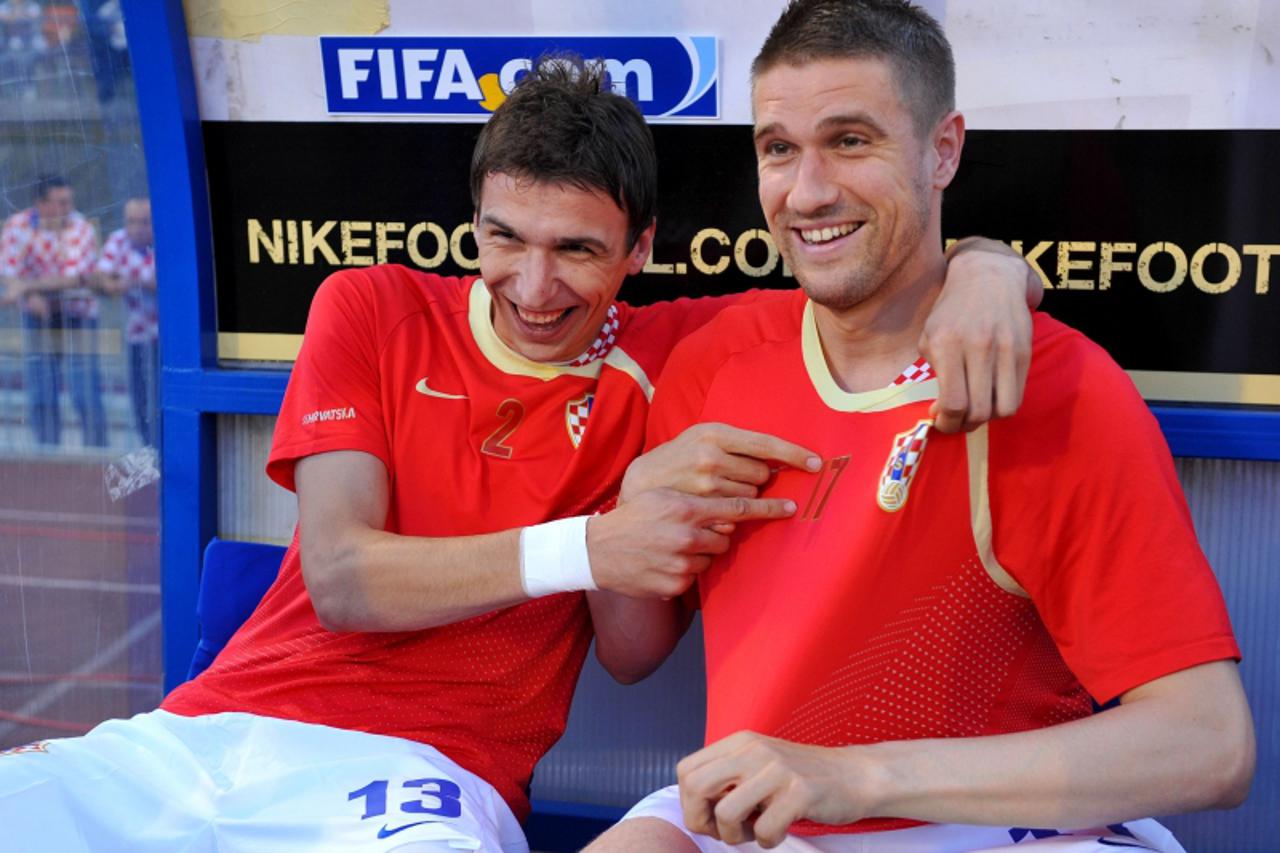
<box><xmin>555</xmin><ymin>234</ymin><xmax>609</xmax><ymax>252</ymax></box>
<box><xmin>477</xmin><ymin>213</ymin><xmax>517</xmax><ymax>234</ymax></box>
<box><xmin>817</xmin><ymin>112</ymin><xmax>887</xmax><ymax>137</ymax></box>
<box><xmin>754</xmin><ymin>113</ymin><xmax>888</xmax><ymax>144</ymax></box>
<box><xmin>753</xmin><ymin>122</ymin><xmax>782</xmax><ymax>144</ymax></box>
<box><xmin>477</xmin><ymin>214</ymin><xmax>608</xmax><ymax>251</ymax></box>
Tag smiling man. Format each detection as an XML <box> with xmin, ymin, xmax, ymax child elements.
<box><xmin>587</xmin><ymin>2</ymin><xmax>1254</xmax><ymax>851</ymax></box>
<box><xmin>0</xmin><ymin>57</ymin><xmax>1040</xmax><ymax>852</ymax></box>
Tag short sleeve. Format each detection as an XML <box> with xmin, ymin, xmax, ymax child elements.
<box><xmin>0</xmin><ymin>216</ymin><xmax>29</xmax><ymax>278</ymax></box>
<box><xmin>642</xmin><ymin>290</ymin><xmax>797</xmax><ymax>451</ymax></box>
<box><xmin>62</xmin><ymin>219</ymin><xmax>97</xmax><ymax>277</ymax></box>
<box><xmin>988</xmin><ymin>323</ymin><xmax>1239</xmax><ymax>703</ymax></box>
<box><xmin>97</xmin><ymin>231</ymin><xmax>123</xmax><ymax>275</ymax></box>
<box><xmin>644</xmin><ymin>324</ymin><xmax>719</xmax><ymax>452</ymax></box>
<box><xmin>267</xmin><ymin>269</ymin><xmax>393</xmax><ymax>492</ymax></box>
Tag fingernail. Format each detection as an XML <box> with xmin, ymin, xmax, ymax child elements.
<box><xmin>783</xmin><ymin>500</ymin><xmax>797</xmax><ymax>513</ymax></box>
<box><xmin>806</xmin><ymin>456</ymin><xmax>822</xmax><ymax>471</ymax></box>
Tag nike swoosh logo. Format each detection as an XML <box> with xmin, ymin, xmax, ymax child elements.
<box><xmin>377</xmin><ymin>820</ymin><xmax>438</xmax><ymax>839</ymax></box>
<box><xmin>1097</xmin><ymin>841</ymin><xmax>1153</xmax><ymax>849</ymax></box>
<box><xmin>415</xmin><ymin>377</ymin><xmax>467</xmax><ymax>400</ymax></box>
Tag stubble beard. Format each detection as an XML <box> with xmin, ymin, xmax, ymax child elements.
<box><xmin>785</xmin><ymin>179</ymin><xmax>933</xmax><ymax>313</ymax></box>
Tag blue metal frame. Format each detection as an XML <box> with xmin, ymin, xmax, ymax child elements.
<box><xmin>124</xmin><ymin>0</ymin><xmax>244</xmax><ymax>691</ymax></box>
<box><xmin>1153</xmin><ymin>406</ymin><xmax>1280</xmax><ymax>462</ymax></box>
<box><xmin>123</xmin><ymin>0</ymin><xmax>1277</xmax><ymax>693</ymax></box>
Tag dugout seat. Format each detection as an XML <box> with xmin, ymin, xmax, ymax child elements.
<box><xmin>185</xmin><ymin>537</ymin><xmax>285</xmax><ymax>681</ymax></box>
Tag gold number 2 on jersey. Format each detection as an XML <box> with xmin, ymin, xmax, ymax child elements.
<box><xmin>481</xmin><ymin>398</ymin><xmax>524</xmax><ymax>459</ymax></box>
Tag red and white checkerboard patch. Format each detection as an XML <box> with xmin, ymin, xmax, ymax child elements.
<box><xmin>565</xmin><ymin>393</ymin><xmax>594</xmax><ymax>448</ymax></box>
<box><xmin>877</xmin><ymin>418</ymin><xmax>933</xmax><ymax>512</ymax></box>
<box><xmin>0</xmin><ymin>740</ymin><xmax>50</xmax><ymax>758</ymax></box>
<box><xmin>567</xmin><ymin>304</ymin><xmax>619</xmax><ymax>367</ymax></box>
<box><xmin>893</xmin><ymin>357</ymin><xmax>934</xmax><ymax>385</ymax></box>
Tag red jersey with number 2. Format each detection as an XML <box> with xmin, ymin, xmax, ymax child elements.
<box><xmin>163</xmin><ymin>266</ymin><xmax>753</xmax><ymax>818</ymax></box>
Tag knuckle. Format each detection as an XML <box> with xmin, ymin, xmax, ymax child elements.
<box><xmin>663</xmin><ymin>577</ymin><xmax>689</xmax><ymax>598</ymax></box>
<box><xmin>673</xmin><ymin>496</ymin><xmax>698</xmax><ymax>521</ymax></box>
<box><xmin>713</xmin><ymin>799</ymin><xmax>739</xmax><ymax>825</ymax></box>
<box><xmin>929</xmin><ymin>330</ymin><xmax>958</xmax><ymax>350</ymax></box>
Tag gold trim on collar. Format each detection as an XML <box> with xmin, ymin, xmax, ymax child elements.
<box><xmin>800</xmin><ymin>300</ymin><xmax>939</xmax><ymax>412</ymax></box>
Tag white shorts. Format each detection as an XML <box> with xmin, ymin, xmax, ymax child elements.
<box><xmin>0</xmin><ymin>710</ymin><xmax>528</xmax><ymax>853</ymax></box>
<box><xmin>621</xmin><ymin>785</ymin><xmax>1186</xmax><ymax>853</ymax></box>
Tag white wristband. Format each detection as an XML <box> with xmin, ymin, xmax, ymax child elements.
<box><xmin>519</xmin><ymin>515</ymin><xmax>596</xmax><ymax>597</ymax></box>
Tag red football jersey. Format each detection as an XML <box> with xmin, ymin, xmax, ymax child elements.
<box><xmin>163</xmin><ymin>266</ymin><xmax>755</xmax><ymax>818</ymax></box>
<box><xmin>647</xmin><ymin>293</ymin><xmax>1239</xmax><ymax>835</ymax></box>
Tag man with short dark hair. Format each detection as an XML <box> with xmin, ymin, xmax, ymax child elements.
<box><xmin>588</xmin><ymin>2</ymin><xmax>1253</xmax><ymax>851</ymax></box>
<box><xmin>0</xmin><ymin>174</ymin><xmax>105</xmax><ymax>447</ymax></box>
<box><xmin>0</xmin><ymin>57</ymin><xmax>1040</xmax><ymax>852</ymax></box>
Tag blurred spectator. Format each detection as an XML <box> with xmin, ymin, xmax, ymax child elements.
<box><xmin>0</xmin><ymin>174</ymin><xmax>106</xmax><ymax>448</ymax></box>
<box><xmin>0</xmin><ymin>0</ymin><xmax>49</xmax><ymax>101</ymax></box>
<box><xmin>42</xmin><ymin>4</ymin><xmax>79</xmax><ymax>48</ymax></box>
<box><xmin>86</xmin><ymin>0</ymin><xmax>128</xmax><ymax>103</ymax></box>
<box><xmin>0</xmin><ymin>0</ymin><xmax>45</xmax><ymax>51</ymax></box>
<box><xmin>98</xmin><ymin>197</ymin><xmax>156</xmax><ymax>446</ymax></box>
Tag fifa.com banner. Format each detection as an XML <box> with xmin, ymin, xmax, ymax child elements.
<box><xmin>319</xmin><ymin>36</ymin><xmax>719</xmax><ymax>118</ymax></box>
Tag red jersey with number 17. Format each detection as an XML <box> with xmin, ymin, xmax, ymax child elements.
<box><xmin>646</xmin><ymin>291</ymin><xmax>1239</xmax><ymax>835</ymax></box>
<box><xmin>162</xmin><ymin>266</ymin><xmax>756</xmax><ymax>818</ymax></box>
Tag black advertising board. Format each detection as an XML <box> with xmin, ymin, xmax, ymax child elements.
<box><xmin>204</xmin><ymin>121</ymin><xmax>1279</xmax><ymax>405</ymax></box>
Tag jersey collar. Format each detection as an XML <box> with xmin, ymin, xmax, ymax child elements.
<box><xmin>800</xmin><ymin>299</ymin><xmax>939</xmax><ymax>412</ymax></box>
<box><xmin>468</xmin><ymin>280</ymin><xmax>609</xmax><ymax>381</ymax></box>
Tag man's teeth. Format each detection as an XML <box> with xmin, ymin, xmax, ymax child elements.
<box><xmin>800</xmin><ymin>223</ymin><xmax>858</xmax><ymax>244</ymax></box>
<box><xmin>517</xmin><ymin>306</ymin><xmax>569</xmax><ymax>326</ymax></box>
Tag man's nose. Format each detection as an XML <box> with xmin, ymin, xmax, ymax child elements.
<box><xmin>787</xmin><ymin>150</ymin><xmax>840</xmax><ymax>217</ymax></box>
<box><xmin>513</xmin><ymin>249</ymin><xmax>558</xmax><ymax>305</ymax></box>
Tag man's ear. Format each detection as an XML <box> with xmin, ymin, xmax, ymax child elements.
<box><xmin>931</xmin><ymin>110</ymin><xmax>965</xmax><ymax>191</ymax></box>
<box><xmin>626</xmin><ymin>220</ymin><xmax>658</xmax><ymax>275</ymax></box>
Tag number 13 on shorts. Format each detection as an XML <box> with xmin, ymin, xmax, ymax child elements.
<box><xmin>349</xmin><ymin>777</ymin><xmax>464</xmax><ymax>820</ymax></box>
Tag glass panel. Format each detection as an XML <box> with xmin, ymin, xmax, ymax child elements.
<box><xmin>0</xmin><ymin>0</ymin><xmax>161</xmax><ymax>747</ymax></box>
<box><xmin>217</xmin><ymin>414</ymin><xmax>296</xmax><ymax>545</ymax></box>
